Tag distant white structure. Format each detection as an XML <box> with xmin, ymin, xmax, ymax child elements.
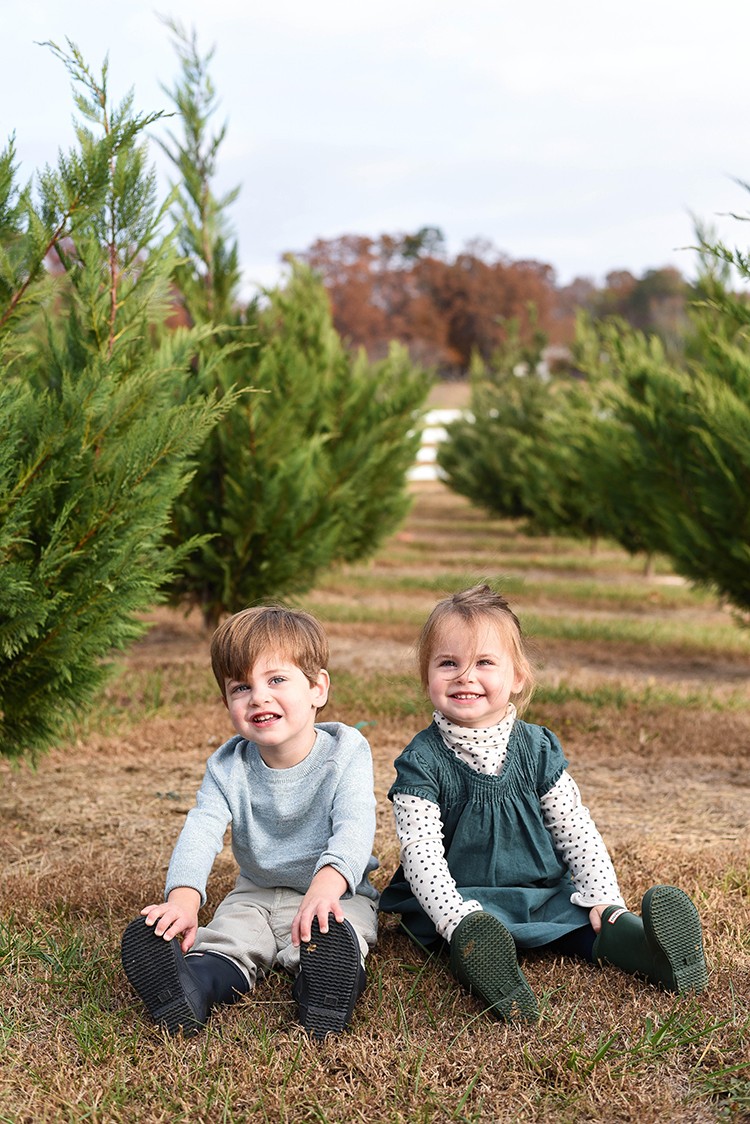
<box><xmin>408</xmin><ymin>408</ymin><xmax>464</xmax><ymax>481</ymax></box>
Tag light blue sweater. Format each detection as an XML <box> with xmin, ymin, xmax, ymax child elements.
<box><xmin>165</xmin><ymin>721</ymin><xmax>379</xmax><ymax>903</ymax></box>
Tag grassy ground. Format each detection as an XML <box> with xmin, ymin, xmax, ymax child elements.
<box><xmin>1</xmin><ymin>483</ymin><xmax>749</xmax><ymax>1123</ymax></box>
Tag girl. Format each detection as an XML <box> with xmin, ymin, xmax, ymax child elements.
<box><xmin>379</xmin><ymin>585</ymin><xmax>708</xmax><ymax>1021</ymax></box>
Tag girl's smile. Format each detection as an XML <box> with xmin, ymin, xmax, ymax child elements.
<box><xmin>427</xmin><ymin>619</ymin><xmax>525</xmax><ymax>728</ymax></box>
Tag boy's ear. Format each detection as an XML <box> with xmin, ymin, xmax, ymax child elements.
<box><xmin>313</xmin><ymin>668</ymin><xmax>330</xmax><ymax>708</ymax></box>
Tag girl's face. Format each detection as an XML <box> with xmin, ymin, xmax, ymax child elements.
<box><xmin>426</xmin><ymin>617</ymin><xmax>526</xmax><ymax>729</ymax></box>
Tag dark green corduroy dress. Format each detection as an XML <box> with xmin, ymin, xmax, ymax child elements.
<box><xmin>379</xmin><ymin>720</ymin><xmax>589</xmax><ymax>948</ymax></box>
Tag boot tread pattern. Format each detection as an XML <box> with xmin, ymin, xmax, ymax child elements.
<box><xmin>299</xmin><ymin>917</ymin><xmax>361</xmax><ymax>1040</ymax></box>
<box><xmin>450</xmin><ymin>911</ymin><xmax>538</xmax><ymax>1022</ymax></box>
<box><xmin>644</xmin><ymin>885</ymin><xmax>709</xmax><ymax>994</ymax></box>
<box><xmin>121</xmin><ymin>917</ymin><xmax>202</xmax><ymax>1036</ymax></box>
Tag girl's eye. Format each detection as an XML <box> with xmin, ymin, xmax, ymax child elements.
<box><xmin>477</xmin><ymin>658</ymin><xmax>494</xmax><ymax>666</ymax></box>
<box><xmin>437</xmin><ymin>659</ymin><xmax>456</xmax><ymax>668</ymax></box>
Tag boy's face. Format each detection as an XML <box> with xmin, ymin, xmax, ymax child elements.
<box><xmin>223</xmin><ymin>651</ymin><xmax>329</xmax><ymax>768</ymax></box>
<box><xmin>427</xmin><ymin>618</ymin><xmax>525</xmax><ymax>729</ymax></box>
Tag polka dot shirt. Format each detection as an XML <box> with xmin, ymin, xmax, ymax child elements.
<box><xmin>393</xmin><ymin>708</ymin><xmax>625</xmax><ymax>941</ymax></box>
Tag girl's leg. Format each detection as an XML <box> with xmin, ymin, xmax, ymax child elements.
<box><xmin>450</xmin><ymin>911</ymin><xmax>538</xmax><ymax>1022</ymax></box>
<box><xmin>542</xmin><ymin>924</ymin><xmax>596</xmax><ymax>962</ymax></box>
<box><xmin>592</xmin><ymin>884</ymin><xmax>708</xmax><ymax>993</ymax></box>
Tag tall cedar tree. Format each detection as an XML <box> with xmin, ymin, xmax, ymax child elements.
<box><xmin>160</xmin><ymin>27</ymin><xmax>431</xmax><ymax>626</ymax></box>
<box><xmin>0</xmin><ymin>43</ymin><xmax>229</xmax><ymax>762</ymax></box>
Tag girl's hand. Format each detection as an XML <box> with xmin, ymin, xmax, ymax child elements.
<box><xmin>589</xmin><ymin>902</ymin><xmax>624</xmax><ymax>933</ymax></box>
<box><xmin>140</xmin><ymin>886</ymin><xmax>201</xmax><ymax>952</ymax></box>
<box><xmin>292</xmin><ymin>866</ymin><xmax>348</xmax><ymax>945</ymax></box>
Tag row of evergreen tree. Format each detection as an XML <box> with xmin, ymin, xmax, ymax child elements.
<box><xmin>439</xmin><ymin>257</ymin><xmax>750</xmax><ymax>618</ymax></box>
<box><xmin>3</xmin><ymin>27</ymin><xmax>748</xmax><ymax>766</ymax></box>
<box><xmin>0</xmin><ymin>30</ymin><xmax>430</xmax><ymax>762</ymax></box>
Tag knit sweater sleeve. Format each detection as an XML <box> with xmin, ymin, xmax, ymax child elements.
<box><xmin>393</xmin><ymin>793</ymin><xmax>482</xmax><ymax>941</ymax></box>
<box><xmin>541</xmin><ymin>770</ymin><xmax>626</xmax><ymax>909</ymax></box>
<box><xmin>312</xmin><ymin>725</ymin><xmax>377</xmax><ymax>896</ymax></box>
<box><xmin>164</xmin><ymin>748</ymin><xmax>234</xmax><ymax>905</ymax></box>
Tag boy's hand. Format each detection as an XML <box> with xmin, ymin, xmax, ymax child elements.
<box><xmin>292</xmin><ymin>866</ymin><xmax>348</xmax><ymax>945</ymax></box>
<box><xmin>140</xmin><ymin>886</ymin><xmax>201</xmax><ymax>952</ymax></box>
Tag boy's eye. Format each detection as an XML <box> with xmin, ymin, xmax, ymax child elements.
<box><xmin>231</xmin><ymin>683</ymin><xmax>250</xmax><ymax>694</ymax></box>
<box><xmin>270</xmin><ymin>675</ymin><xmax>286</xmax><ymax>685</ymax></box>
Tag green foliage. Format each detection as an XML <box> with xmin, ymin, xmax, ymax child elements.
<box><xmin>169</xmin><ymin>263</ymin><xmax>430</xmax><ymax>624</ymax></box>
<box><xmin>160</xmin><ymin>27</ymin><xmax>431</xmax><ymax>624</ymax></box>
<box><xmin>583</xmin><ymin>305</ymin><xmax>750</xmax><ymax>611</ymax></box>
<box><xmin>437</xmin><ymin>331</ymin><xmax>549</xmax><ymax>520</ymax></box>
<box><xmin>439</xmin><ymin>242</ymin><xmax>750</xmax><ymax>614</ymax></box>
<box><xmin>0</xmin><ymin>42</ymin><xmax>228</xmax><ymax>762</ymax></box>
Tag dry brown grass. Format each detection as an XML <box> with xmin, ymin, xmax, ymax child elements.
<box><xmin>1</xmin><ymin>483</ymin><xmax>748</xmax><ymax>1123</ymax></box>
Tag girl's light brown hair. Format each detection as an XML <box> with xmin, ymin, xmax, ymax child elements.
<box><xmin>210</xmin><ymin>605</ymin><xmax>329</xmax><ymax>699</ymax></box>
<box><xmin>417</xmin><ymin>584</ymin><xmax>536</xmax><ymax>714</ymax></box>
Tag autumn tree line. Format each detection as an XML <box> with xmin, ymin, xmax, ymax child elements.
<box><xmin>2</xmin><ymin>29</ymin><xmax>748</xmax><ymax>764</ymax></box>
<box><xmin>298</xmin><ymin>230</ymin><xmax>692</xmax><ymax>375</ymax></box>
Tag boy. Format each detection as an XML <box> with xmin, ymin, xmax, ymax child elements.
<box><xmin>121</xmin><ymin>605</ymin><xmax>379</xmax><ymax>1039</ymax></box>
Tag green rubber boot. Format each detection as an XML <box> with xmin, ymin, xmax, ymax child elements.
<box><xmin>592</xmin><ymin>885</ymin><xmax>708</xmax><ymax>994</ymax></box>
<box><xmin>449</xmin><ymin>911</ymin><xmax>539</xmax><ymax>1022</ymax></box>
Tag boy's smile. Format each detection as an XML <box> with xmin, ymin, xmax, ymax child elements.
<box><xmin>223</xmin><ymin>652</ymin><xmax>329</xmax><ymax>767</ymax></box>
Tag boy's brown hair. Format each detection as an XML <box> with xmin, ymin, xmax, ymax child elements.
<box><xmin>210</xmin><ymin>605</ymin><xmax>329</xmax><ymax>697</ymax></box>
<box><xmin>417</xmin><ymin>583</ymin><xmax>536</xmax><ymax>714</ymax></box>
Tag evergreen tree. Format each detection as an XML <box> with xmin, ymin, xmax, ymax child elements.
<box><xmin>0</xmin><ymin>42</ymin><xmax>228</xmax><ymax>762</ymax></box>
<box><xmin>437</xmin><ymin>331</ymin><xmax>548</xmax><ymax>519</ymax></box>
<box><xmin>160</xmin><ymin>27</ymin><xmax>431</xmax><ymax>625</ymax></box>
<box><xmin>586</xmin><ymin>297</ymin><xmax>750</xmax><ymax>612</ymax></box>
<box><xmin>437</xmin><ymin>316</ymin><xmax>665</xmax><ymax>559</ymax></box>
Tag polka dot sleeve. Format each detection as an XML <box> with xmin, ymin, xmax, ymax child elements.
<box><xmin>541</xmin><ymin>771</ymin><xmax>626</xmax><ymax>909</ymax></box>
<box><xmin>393</xmin><ymin>793</ymin><xmax>482</xmax><ymax>941</ymax></box>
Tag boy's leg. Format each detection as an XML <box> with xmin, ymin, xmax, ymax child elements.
<box><xmin>592</xmin><ymin>884</ymin><xmax>708</xmax><ymax>993</ymax></box>
<box><xmin>191</xmin><ymin>878</ymin><xmax>278</xmax><ymax>983</ymax></box>
<box><xmin>273</xmin><ymin>892</ymin><xmax>378</xmax><ymax>1039</ymax></box>
<box><xmin>295</xmin><ymin>914</ymin><xmax>366</xmax><ymax>1039</ymax></box>
<box><xmin>450</xmin><ymin>911</ymin><xmax>539</xmax><ymax>1022</ymax></box>
<box><xmin>121</xmin><ymin>917</ymin><xmax>248</xmax><ymax>1037</ymax></box>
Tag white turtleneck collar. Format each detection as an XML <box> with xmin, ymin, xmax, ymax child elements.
<box><xmin>433</xmin><ymin>704</ymin><xmax>517</xmax><ymax>776</ymax></box>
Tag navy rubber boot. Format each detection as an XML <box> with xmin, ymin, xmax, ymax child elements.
<box><xmin>294</xmin><ymin>915</ymin><xmax>366</xmax><ymax>1040</ymax></box>
<box><xmin>121</xmin><ymin>916</ymin><xmax>248</xmax><ymax>1036</ymax></box>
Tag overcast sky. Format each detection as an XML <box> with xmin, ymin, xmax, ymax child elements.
<box><xmin>4</xmin><ymin>1</ymin><xmax>750</xmax><ymax>294</ymax></box>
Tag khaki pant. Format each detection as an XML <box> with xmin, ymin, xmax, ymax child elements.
<box><xmin>192</xmin><ymin>874</ymin><xmax>379</xmax><ymax>987</ymax></box>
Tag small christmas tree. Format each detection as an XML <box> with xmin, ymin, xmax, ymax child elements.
<box><xmin>0</xmin><ymin>42</ymin><xmax>228</xmax><ymax>762</ymax></box>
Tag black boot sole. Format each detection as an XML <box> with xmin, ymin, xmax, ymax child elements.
<box><xmin>298</xmin><ymin>916</ymin><xmax>362</xmax><ymax>1039</ymax></box>
<box><xmin>121</xmin><ymin>917</ymin><xmax>205</xmax><ymax>1036</ymax></box>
